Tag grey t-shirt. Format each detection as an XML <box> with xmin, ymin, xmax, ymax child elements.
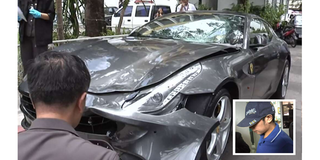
<box><xmin>18</xmin><ymin>118</ymin><xmax>119</xmax><ymax>160</ymax></box>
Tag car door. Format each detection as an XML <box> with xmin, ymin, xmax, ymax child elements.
<box><xmin>249</xmin><ymin>18</ymin><xmax>280</xmax><ymax>98</ymax></box>
<box><xmin>133</xmin><ymin>5</ymin><xmax>151</xmax><ymax>29</ymax></box>
<box><xmin>111</xmin><ymin>6</ymin><xmax>133</xmax><ymax>32</ymax></box>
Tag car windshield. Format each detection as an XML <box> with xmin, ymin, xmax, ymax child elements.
<box><xmin>295</xmin><ymin>15</ymin><xmax>302</xmax><ymax>25</ymax></box>
<box><xmin>130</xmin><ymin>13</ymin><xmax>245</xmax><ymax>45</ymax></box>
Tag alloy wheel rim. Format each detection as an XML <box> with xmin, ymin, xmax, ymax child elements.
<box><xmin>282</xmin><ymin>64</ymin><xmax>289</xmax><ymax>97</ymax></box>
<box><xmin>206</xmin><ymin>96</ymin><xmax>231</xmax><ymax>160</ymax></box>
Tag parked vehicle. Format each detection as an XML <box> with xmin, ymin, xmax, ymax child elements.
<box><xmin>275</xmin><ymin>22</ymin><xmax>298</xmax><ymax>47</ymax></box>
<box><xmin>19</xmin><ymin>11</ymin><xmax>291</xmax><ymax>160</ymax></box>
<box><xmin>111</xmin><ymin>0</ymin><xmax>177</xmax><ymax>32</ymax></box>
<box><xmin>105</xmin><ymin>6</ymin><xmax>118</xmax><ymax>26</ymax></box>
<box><xmin>289</xmin><ymin>14</ymin><xmax>302</xmax><ymax>40</ymax></box>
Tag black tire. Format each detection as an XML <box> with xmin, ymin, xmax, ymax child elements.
<box><xmin>290</xmin><ymin>37</ymin><xmax>297</xmax><ymax>48</ymax></box>
<box><xmin>272</xmin><ymin>59</ymin><xmax>290</xmax><ymax>99</ymax></box>
<box><xmin>186</xmin><ymin>88</ymin><xmax>232</xmax><ymax>160</ymax></box>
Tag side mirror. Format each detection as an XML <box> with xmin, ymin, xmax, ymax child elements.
<box><xmin>249</xmin><ymin>34</ymin><xmax>268</xmax><ymax>48</ymax></box>
<box><xmin>226</xmin><ymin>30</ymin><xmax>243</xmax><ymax>45</ymax></box>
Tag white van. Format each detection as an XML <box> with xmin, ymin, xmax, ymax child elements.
<box><xmin>111</xmin><ymin>0</ymin><xmax>178</xmax><ymax>32</ymax></box>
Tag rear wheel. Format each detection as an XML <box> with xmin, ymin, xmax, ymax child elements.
<box><xmin>272</xmin><ymin>60</ymin><xmax>290</xmax><ymax>99</ymax></box>
<box><xmin>186</xmin><ymin>89</ymin><xmax>232</xmax><ymax>160</ymax></box>
<box><xmin>290</xmin><ymin>37</ymin><xmax>297</xmax><ymax>48</ymax></box>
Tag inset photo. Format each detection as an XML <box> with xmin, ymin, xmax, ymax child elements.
<box><xmin>233</xmin><ymin>100</ymin><xmax>295</xmax><ymax>155</ymax></box>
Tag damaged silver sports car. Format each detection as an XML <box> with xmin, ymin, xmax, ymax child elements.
<box><xmin>19</xmin><ymin>11</ymin><xmax>291</xmax><ymax>160</ymax></box>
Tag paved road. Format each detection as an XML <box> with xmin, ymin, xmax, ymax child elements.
<box><xmin>221</xmin><ymin>45</ymin><xmax>302</xmax><ymax>160</ymax></box>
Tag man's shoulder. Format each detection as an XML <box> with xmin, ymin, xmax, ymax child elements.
<box><xmin>188</xmin><ymin>3</ymin><xmax>197</xmax><ymax>10</ymax></box>
<box><xmin>273</xmin><ymin>130</ymin><xmax>293</xmax><ymax>146</ymax></box>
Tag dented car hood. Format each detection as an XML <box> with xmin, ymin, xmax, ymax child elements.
<box><xmin>53</xmin><ymin>37</ymin><xmax>232</xmax><ymax>93</ymax></box>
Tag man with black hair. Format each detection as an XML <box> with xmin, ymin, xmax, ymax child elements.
<box><xmin>237</xmin><ymin>102</ymin><xmax>293</xmax><ymax>153</ymax></box>
<box><xmin>18</xmin><ymin>51</ymin><xmax>119</xmax><ymax>160</ymax></box>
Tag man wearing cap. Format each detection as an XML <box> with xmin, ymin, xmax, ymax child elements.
<box><xmin>237</xmin><ymin>102</ymin><xmax>293</xmax><ymax>153</ymax></box>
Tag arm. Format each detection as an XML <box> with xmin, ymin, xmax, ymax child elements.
<box><xmin>38</xmin><ymin>0</ymin><xmax>55</xmax><ymax>21</ymax></box>
<box><xmin>45</xmin><ymin>0</ymin><xmax>55</xmax><ymax>21</ymax></box>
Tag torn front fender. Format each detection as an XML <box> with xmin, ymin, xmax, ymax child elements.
<box><xmin>80</xmin><ymin>106</ymin><xmax>219</xmax><ymax>160</ymax></box>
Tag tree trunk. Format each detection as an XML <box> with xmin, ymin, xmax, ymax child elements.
<box><xmin>116</xmin><ymin>0</ymin><xmax>130</xmax><ymax>35</ymax></box>
<box><xmin>56</xmin><ymin>0</ymin><xmax>64</xmax><ymax>40</ymax></box>
<box><xmin>85</xmin><ymin>0</ymin><xmax>105</xmax><ymax>37</ymax></box>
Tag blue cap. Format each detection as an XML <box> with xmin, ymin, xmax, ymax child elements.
<box><xmin>237</xmin><ymin>102</ymin><xmax>275</xmax><ymax>127</ymax></box>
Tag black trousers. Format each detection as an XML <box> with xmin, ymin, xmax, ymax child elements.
<box><xmin>20</xmin><ymin>37</ymin><xmax>48</xmax><ymax>76</ymax></box>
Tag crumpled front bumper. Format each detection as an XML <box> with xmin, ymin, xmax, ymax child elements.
<box><xmin>79</xmin><ymin>106</ymin><xmax>219</xmax><ymax>160</ymax></box>
<box><xmin>19</xmin><ymin>93</ymin><xmax>219</xmax><ymax>160</ymax></box>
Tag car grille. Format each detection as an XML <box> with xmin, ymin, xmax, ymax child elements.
<box><xmin>19</xmin><ymin>95</ymin><xmax>117</xmax><ymax>134</ymax></box>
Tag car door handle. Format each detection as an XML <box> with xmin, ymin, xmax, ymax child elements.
<box><xmin>145</xmin><ymin>20</ymin><xmax>148</xmax><ymax>22</ymax></box>
<box><xmin>127</xmin><ymin>19</ymin><xmax>131</xmax><ymax>22</ymax></box>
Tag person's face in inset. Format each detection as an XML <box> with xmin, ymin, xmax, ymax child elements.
<box><xmin>249</xmin><ymin>115</ymin><xmax>272</xmax><ymax>135</ymax></box>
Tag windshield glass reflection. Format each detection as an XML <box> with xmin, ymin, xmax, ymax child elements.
<box><xmin>131</xmin><ymin>13</ymin><xmax>245</xmax><ymax>45</ymax></box>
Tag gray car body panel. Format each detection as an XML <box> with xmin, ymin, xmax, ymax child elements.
<box><xmin>79</xmin><ymin>107</ymin><xmax>219</xmax><ymax>160</ymax></box>
<box><xmin>18</xmin><ymin>11</ymin><xmax>291</xmax><ymax>160</ymax></box>
<box><xmin>53</xmin><ymin>37</ymin><xmax>234</xmax><ymax>93</ymax></box>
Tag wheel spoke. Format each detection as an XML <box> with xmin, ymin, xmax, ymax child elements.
<box><xmin>216</xmin><ymin>98</ymin><xmax>226</xmax><ymax>122</ymax></box>
<box><xmin>207</xmin><ymin>132</ymin><xmax>217</xmax><ymax>155</ymax></box>
<box><xmin>215</xmin><ymin>135</ymin><xmax>223</xmax><ymax>155</ymax></box>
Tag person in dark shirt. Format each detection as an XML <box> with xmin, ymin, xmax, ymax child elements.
<box><xmin>18</xmin><ymin>51</ymin><xmax>119</xmax><ymax>160</ymax></box>
<box><xmin>237</xmin><ymin>102</ymin><xmax>293</xmax><ymax>153</ymax></box>
<box><xmin>236</xmin><ymin>132</ymin><xmax>251</xmax><ymax>153</ymax></box>
<box><xmin>18</xmin><ymin>0</ymin><xmax>55</xmax><ymax>76</ymax></box>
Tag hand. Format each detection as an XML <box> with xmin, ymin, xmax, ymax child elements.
<box><xmin>29</xmin><ymin>9</ymin><xmax>42</xmax><ymax>18</ymax></box>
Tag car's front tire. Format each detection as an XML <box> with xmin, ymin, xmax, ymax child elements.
<box><xmin>186</xmin><ymin>89</ymin><xmax>232</xmax><ymax>160</ymax></box>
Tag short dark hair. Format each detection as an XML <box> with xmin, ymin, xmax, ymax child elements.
<box><xmin>27</xmin><ymin>51</ymin><xmax>91</xmax><ymax>107</ymax></box>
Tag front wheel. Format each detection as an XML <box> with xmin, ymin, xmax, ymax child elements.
<box><xmin>186</xmin><ymin>89</ymin><xmax>232</xmax><ymax>160</ymax></box>
<box><xmin>290</xmin><ymin>37</ymin><xmax>297</xmax><ymax>48</ymax></box>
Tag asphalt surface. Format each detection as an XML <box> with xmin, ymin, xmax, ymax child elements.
<box><xmin>221</xmin><ymin>44</ymin><xmax>302</xmax><ymax>160</ymax></box>
<box><xmin>17</xmin><ymin>44</ymin><xmax>303</xmax><ymax>160</ymax></box>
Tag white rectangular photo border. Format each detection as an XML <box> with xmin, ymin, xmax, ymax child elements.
<box><xmin>232</xmin><ymin>99</ymin><xmax>296</xmax><ymax>156</ymax></box>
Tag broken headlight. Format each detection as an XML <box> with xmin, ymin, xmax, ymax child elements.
<box><xmin>124</xmin><ymin>63</ymin><xmax>202</xmax><ymax>113</ymax></box>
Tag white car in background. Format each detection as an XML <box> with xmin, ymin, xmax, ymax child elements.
<box><xmin>111</xmin><ymin>0</ymin><xmax>178</xmax><ymax>32</ymax></box>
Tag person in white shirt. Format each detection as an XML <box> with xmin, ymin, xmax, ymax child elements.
<box><xmin>177</xmin><ymin>0</ymin><xmax>197</xmax><ymax>12</ymax></box>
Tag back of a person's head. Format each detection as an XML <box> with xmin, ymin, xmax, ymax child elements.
<box><xmin>27</xmin><ymin>51</ymin><xmax>91</xmax><ymax>108</ymax></box>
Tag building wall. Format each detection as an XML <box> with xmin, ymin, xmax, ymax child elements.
<box><xmin>217</xmin><ymin>0</ymin><xmax>237</xmax><ymax>10</ymax></box>
<box><xmin>250</xmin><ymin>0</ymin><xmax>265</xmax><ymax>6</ymax></box>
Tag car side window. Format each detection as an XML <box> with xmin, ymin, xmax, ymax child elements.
<box><xmin>136</xmin><ymin>6</ymin><xmax>150</xmax><ymax>17</ymax></box>
<box><xmin>151</xmin><ymin>6</ymin><xmax>171</xmax><ymax>20</ymax></box>
<box><xmin>249</xmin><ymin>19</ymin><xmax>269</xmax><ymax>45</ymax></box>
<box><xmin>114</xmin><ymin>6</ymin><xmax>133</xmax><ymax>17</ymax></box>
<box><xmin>263</xmin><ymin>22</ymin><xmax>274</xmax><ymax>42</ymax></box>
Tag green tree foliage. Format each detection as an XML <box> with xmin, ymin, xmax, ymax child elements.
<box><xmin>229</xmin><ymin>0</ymin><xmax>286</xmax><ymax>28</ymax></box>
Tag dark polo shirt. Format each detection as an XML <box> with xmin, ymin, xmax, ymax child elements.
<box><xmin>256</xmin><ymin>123</ymin><xmax>293</xmax><ymax>153</ymax></box>
<box><xmin>18</xmin><ymin>118</ymin><xmax>119</xmax><ymax>160</ymax></box>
